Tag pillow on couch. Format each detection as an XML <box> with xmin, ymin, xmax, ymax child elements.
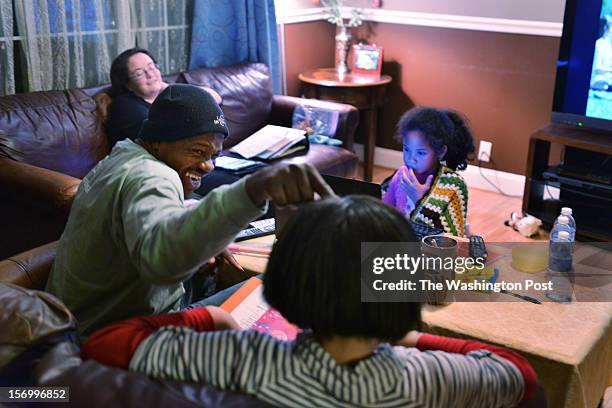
<box><xmin>0</xmin><ymin>283</ymin><xmax>76</xmax><ymax>367</ymax></box>
<box><xmin>0</xmin><ymin>283</ymin><xmax>77</xmax><ymax>386</ymax></box>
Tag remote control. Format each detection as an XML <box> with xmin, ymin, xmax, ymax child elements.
<box><xmin>469</xmin><ymin>235</ymin><xmax>488</xmax><ymax>261</ymax></box>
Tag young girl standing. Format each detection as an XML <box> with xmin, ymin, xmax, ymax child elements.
<box><xmin>383</xmin><ymin>107</ymin><xmax>475</xmax><ymax>236</ymax></box>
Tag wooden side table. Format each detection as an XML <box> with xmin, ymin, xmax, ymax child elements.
<box><xmin>298</xmin><ymin>68</ymin><xmax>392</xmax><ymax>181</ymax></box>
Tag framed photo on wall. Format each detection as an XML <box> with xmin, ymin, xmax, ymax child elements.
<box><xmin>351</xmin><ymin>44</ymin><xmax>383</xmax><ymax>76</ymax></box>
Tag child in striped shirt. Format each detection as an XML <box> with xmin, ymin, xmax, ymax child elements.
<box><xmin>82</xmin><ymin>196</ymin><xmax>537</xmax><ymax>407</ymax></box>
<box><xmin>383</xmin><ymin>107</ymin><xmax>475</xmax><ymax>236</ymax></box>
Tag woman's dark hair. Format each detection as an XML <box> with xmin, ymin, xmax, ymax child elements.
<box><xmin>393</xmin><ymin>106</ymin><xmax>475</xmax><ymax>171</ymax></box>
<box><xmin>109</xmin><ymin>48</ymin><xmax>158</xmax><ymax>97</ymax></box>
<box><xmin>263</xmin><ymin>195</ymin><xmax>421</xmax><ymax>343</ymax></box>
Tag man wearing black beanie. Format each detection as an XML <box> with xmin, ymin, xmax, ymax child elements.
<box><xmin>47</xmin><ymin>84</ymin><xmax>334</xmax><ymax>338</ymax></box>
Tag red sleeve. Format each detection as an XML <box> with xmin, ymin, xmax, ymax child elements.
<box><xmin>81</xmin><ymin>307</ymin><xmax>214</xmax><ymax>369</ymax></box>
<box><xmin>416</xmin><ymin>333</ymin><xmax>537</xmax><ymax>404</ymax></box>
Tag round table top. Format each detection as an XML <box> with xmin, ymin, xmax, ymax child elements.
<box><xmin>298</xmin><ymin>68</ymin><xmax>392</xmax><ymax>88</ymax></box>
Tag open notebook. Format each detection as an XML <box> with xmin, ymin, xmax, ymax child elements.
<box><xmin>221</xmin><ymin>277</ymin><xmax>299</xmax><ymax>341</ymax></box>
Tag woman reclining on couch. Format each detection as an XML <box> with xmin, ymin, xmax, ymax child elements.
<box><xmin>106</xmin><ymin>47</ymin><xmax>221</xmax><ymax>148</ymax></box>
<box><xmin>82</xmin><ymin>196</ymin><xmax>537</xmax><ymax>407</ymax></box>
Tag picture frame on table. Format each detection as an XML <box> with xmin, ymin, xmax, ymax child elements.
<box><xmin>351</xmin><ymin>44</ymin><xmax>383</xmax><ymax>76</ymax></box>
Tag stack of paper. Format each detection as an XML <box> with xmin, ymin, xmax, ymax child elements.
<box><xmin>230</xmin><ymin>125</ymin><xmax>307</xmax><ymax>160</ymax></box>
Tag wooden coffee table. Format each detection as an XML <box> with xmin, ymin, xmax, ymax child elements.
<box><xmin>231</xmin><ymin>235</ymin><xmax>612</xmax><ymax>407</ymax></box>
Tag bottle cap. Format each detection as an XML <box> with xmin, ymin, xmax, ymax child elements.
<box><xmin>557</xmin><ymin>215</ymin><xmax>569</xmax><ymax>224</ymax></box>
<box><xmin>561</xmin><ymin>207</ymin><xmax>573</xmax><ymax>215</ymax></box>
<box><xmin>558</xmin><ymin>231</ymin><xmax>570</xmax><ymax>239</ymax></box>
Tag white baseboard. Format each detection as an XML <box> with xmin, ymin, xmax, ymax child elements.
<box><xmin>354</xmin><ymin>143</ymin><xmax>525</xmax><ymax>197</ymax></box>
<box><xmin>462</xmin><ymin>163</ymin><xmax>525</xmax><ymax>197</ymax></box>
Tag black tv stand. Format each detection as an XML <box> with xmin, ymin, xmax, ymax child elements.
<box><xmin>522</xmin><ymin>123</ymin><xmax>612</xmax><ymax>241</ymax></box>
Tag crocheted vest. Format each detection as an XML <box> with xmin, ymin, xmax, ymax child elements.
<box><xmin>411</xmin><ymin>166</ymin><xmax>468</xmax><ymax>237</ymax></box>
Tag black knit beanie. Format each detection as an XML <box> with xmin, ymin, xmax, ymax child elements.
<box><xmin>138</xmin><ymin>84</ymin><xmax>229</xmax><ymax>142</ymax></box>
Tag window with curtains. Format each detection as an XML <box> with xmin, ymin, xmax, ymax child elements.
<box><xmin>0</xmin><ymin>0</ymin><xmax>193</xmax><ymax>95</ymax></box>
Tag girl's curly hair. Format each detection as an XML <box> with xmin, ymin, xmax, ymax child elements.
<box><xmin>393</xmin><ymin>107</ymin><xmax>475</xmax><ymax>171</ymax></box>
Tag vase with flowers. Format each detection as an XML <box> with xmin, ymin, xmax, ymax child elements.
<box><xmin>321</xmin><ymin>0</ymin><xmax>363</xmax><ymax>75</ymax></box>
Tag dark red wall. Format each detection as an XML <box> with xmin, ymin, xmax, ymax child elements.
<box><xmin>284</xmin><ymin>21</ymin><xmax>336</xmax><ymax>97</ymax></box>
<box><xmin>284</xmin><ymin>21</ymin><xmax>560</xmax><ymax>175</ymax></box>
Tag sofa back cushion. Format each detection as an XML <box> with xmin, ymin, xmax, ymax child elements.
<box><xmin>181</xmin><ymin>62</ymin><xmax>273</xmax><ymax>148</ymax></box>
<box><xmin>0</xmin><ymin>89</ymin><xmax>108</xmax><ymax>179</ymax></box>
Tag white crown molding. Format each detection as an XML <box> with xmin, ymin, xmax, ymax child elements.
<box><xmin>362</xmin><ymin>8</ymin><xmax>562</xmax><ymax>37</ymax></box>
<box><xmin>353</xmin><ymin>143</ymin><xmax>525</xmax><ymax>197</ymax></box>
<box><xmin>277</xmin><ymin>7</ymin><xmax>562</xmax><ymax>37</ymax></box>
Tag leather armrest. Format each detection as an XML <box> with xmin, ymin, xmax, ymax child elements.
<box><xmin>0</xmin><ymin>159</ymin><xmax>80</xmax><ymax>216</ymax></box>
<box><xmin>269</xmin><ymin>95</ymin><xmax>359</xmax><ymax>151</ymax></box>
<box><xmin>0</xmin><ymin>241</ymin><xmax>58</xmax><ymax>290</ymax></box>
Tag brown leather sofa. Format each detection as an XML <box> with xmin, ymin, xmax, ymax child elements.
<box><xmin>0</xmin><ymin>245</ymin><xmax>270</xmax><ymax>407</ymax></box>
<box><xmin>0</xmin><ymin>243</ymin><xmax>548</xmax><ymax>408</ymax></box>
<box><xmin>0</xmin><ymin>62</ymin><xmax>359</xmax><ymax>259</ymax></box>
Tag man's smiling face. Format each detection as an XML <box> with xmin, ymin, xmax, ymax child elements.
<box><xmin>152</xmin><ymin>133</ymin><xmax>224</xmax><ymax>196</ymax></box>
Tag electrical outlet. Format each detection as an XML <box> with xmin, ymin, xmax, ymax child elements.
<box><xmin>478</xmin><ymin>140</ymin><xmax>492</xmax><ymax>162</ymax></box>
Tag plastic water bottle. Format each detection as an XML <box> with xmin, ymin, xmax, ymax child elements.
<box><xmin>550</xmin><ymin>215</ymin><xmax>572</xmax><ymax>242</ymax></box>
<box><xmin>546</xmin><ymin>229</ymin><xmax>573</xmax><ymax>303</ymax></box>
<box><xmin>553</xmin><ymin>208</ymin><xmax>576</xmax><ymax>241</ymax></box>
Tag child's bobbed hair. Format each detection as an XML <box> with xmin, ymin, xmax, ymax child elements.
<box><xmin>394</xmin><ymin>107</ymin><xmax>475</xmax><ymax>171</ymax></box>
<box><xmin>263</xmin><ymin>195</ymin><xmax>421</xmax><ymax>343</ymax></box>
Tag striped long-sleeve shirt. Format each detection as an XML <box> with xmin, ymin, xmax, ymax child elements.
<box><xmin>127</xmin><ymin>328</ymin><xmax>528</xmax><ymax>407</ymax></box>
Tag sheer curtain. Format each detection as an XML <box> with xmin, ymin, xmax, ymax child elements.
<box><xmin>5</xmin><ymin>0</ymin><xmax>191</xmax><ymax>93</ymax></box>
<box><xmin>0</xmin><ymin>0</ymin><xmax>15</xmax><ymax>95</ymax></box>
<box><xmin>131</xmin><ymin>0</ymin><xmax>192</xmax><ymax>75</ymax></box>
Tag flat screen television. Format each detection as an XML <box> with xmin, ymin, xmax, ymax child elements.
<box><xmin>552</xmin><ymin>0</ymin><xmax>612</xmax><ymax>131</ymax></box>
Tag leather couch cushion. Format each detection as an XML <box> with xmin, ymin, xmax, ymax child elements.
<box><xmin>0</xmin><ymin>89</ymin><xmax>108</xmax><ymax>178</ymax></box>
<box><xmin>35</xmin><ymin>342</ymin><xmax>271</xmax><ymax>408</ymax></box>
<box><xmin>181</xmin><ymin>63</ymin><xmax>273</xmax><ymax>148</ymax></box>
<box><xmin>0</xmin><ymin>283</ymin><xmax>75</xmax><ymax>366</ymax></box>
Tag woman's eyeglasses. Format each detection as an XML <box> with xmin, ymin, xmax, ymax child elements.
<box><xmin>129</xmin><ymin>63</ymin><xmax>160</xmax><ymax>80</ymax></box>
